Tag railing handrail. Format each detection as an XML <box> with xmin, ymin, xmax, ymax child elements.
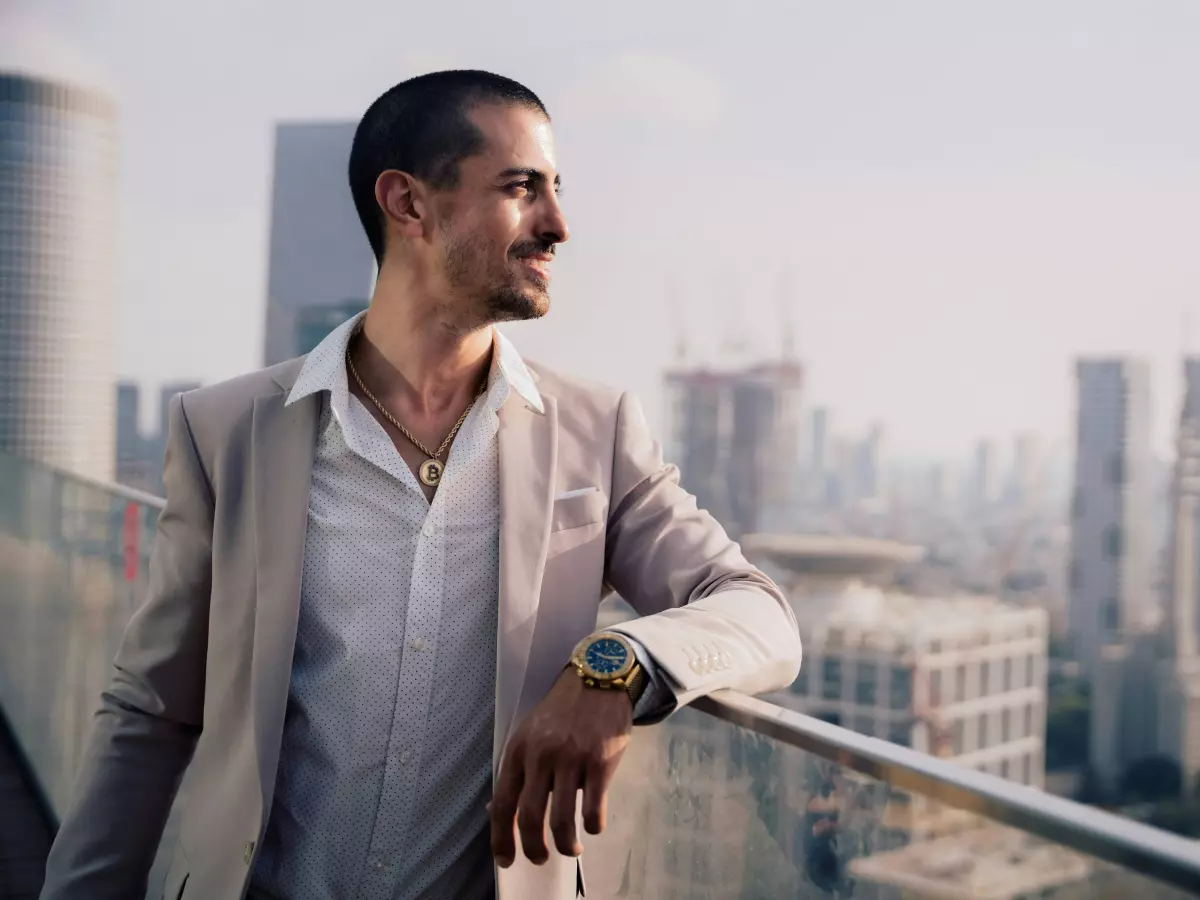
<box><xmin>56</xmin><ymin>467</ymin><xmax>166</xmax><ymax>510</ymax></box>
<box><xmin>694</xmin><ymin>690</ymin><xmax>1200</xmax><ymax>895</ymax></box>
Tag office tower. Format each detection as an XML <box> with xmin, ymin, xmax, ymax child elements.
<box><xmin>294</xmin><ymin>298</ymin><xmax>369</xmax><ymax>358</ymax></box>
<box><xmin>665</xmin><ymin>360</ymin><xmax>803</xmax><ymax>538</ymax></box>
<box><xmin>856</xmin><ymin>423</ymin><xmax>886</xmax><ymax>507</ymax></box>
<box><xmin>1152</xmin><ymin>359</ymin><xmax>1200</xmax><ymax>792</ymax></box>
<box><xmin>262</xmin><ymin>122</ymin><xmax>375</xmax><ymax>367</ymax></box>
<box><xmin>972</xmin><ymin>439</ymin><xmax>1003</xmax><ymax>510</ymax></box>
<box><xmin>114</xmin><ymin>381</ymin><xmax>154</xmax><ymax>491</ymax></box>
<box><xmin>1068</xmin><ymin>359</ymin><xmax>1152</xmax><ymax>681</ymax></box>
<box><xmin>1009</xmin><ymin>432</ymin><xmax>1042</xmax><ymax>509</ymax></box>
<box><xmin>809</xmin><ymin>407</ymin><xmax>831</xmax><ymax>503</ymax></box>
<box><xmin>0</xmin><ymin>19</ymin><xmax>118</xmax><ymax>480</ymax></box>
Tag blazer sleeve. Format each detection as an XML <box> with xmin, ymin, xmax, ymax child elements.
<box><xmin>600</xmin><ymin>391</ymin><xmax>802</xmax><ymax>715</ymax></box>
<box><xmin>42</xmin><ymin>394</ymin><xmax>213</xmax><ymax>900</ymax></box>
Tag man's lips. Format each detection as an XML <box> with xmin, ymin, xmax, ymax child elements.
<box><xmin>517</xmin><ymin>255</ymin><xmax>553</xmax><ymax>280</ymax></box>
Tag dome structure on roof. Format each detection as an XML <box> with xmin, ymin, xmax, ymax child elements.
<box><xmin>0</xmin><ymin>4</ymin><xmax>116</xmax><ymax>97</ymax></box>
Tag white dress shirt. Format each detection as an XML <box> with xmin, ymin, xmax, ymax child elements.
<box><xmin>250</xmin><ymin>313</ymin><xmax>670</xmax><ymax>900</ymax></box>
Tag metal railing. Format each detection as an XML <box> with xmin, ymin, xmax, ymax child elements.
<box><xmin>695</xmin><ymin>690</ymin><xmax>1200</xmax><ymax>895</ymax></box>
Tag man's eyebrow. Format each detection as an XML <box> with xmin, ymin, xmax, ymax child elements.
<box><xmin>496</xmin><ymin>167</ymin><xmax>562</xmax><ymax>188</ymax></box>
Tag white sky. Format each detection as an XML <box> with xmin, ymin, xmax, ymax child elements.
<box><xmin>10</xmin><ymin>0</ymin><xmax>1200</xmax><ymax>460</ymax></box>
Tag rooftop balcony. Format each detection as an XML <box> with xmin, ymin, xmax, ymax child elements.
<box><xmin>0</xmin><ymin>452</ymin><xmax>1198</xmax><ymax>898</ymax></box>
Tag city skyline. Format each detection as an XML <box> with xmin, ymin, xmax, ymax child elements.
<box><xmin>13</xmin><ymin>0</ymin><xmax>1200</xmax><ymax>456</ymax></box>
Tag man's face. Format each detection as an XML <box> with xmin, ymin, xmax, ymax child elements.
<box><xmin>432</xmin><ymin>104</ymin><xmax>570</xmax><ymax>326</ymax></box>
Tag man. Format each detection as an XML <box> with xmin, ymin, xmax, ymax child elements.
<box><xmin>42</xmin><ymin>71</ymin><xmax>801</xmax><ymax>900</ymax></box>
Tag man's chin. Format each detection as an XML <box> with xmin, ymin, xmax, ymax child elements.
<box><xmin>486</xmin><ymin>289</ymin><xmax>549</xmax><ymax>324</ymax></box>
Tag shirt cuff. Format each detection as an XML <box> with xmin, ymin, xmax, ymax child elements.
<box><xmin>621</xmin><ymin>635</ymin><xmax>679</xmax><ymax>724</ymax></box>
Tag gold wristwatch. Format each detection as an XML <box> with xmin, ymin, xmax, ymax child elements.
<box><xmin>569</xmin><ymin>632</ymin><xmax>647</xmax><ymax>706</ymax></box>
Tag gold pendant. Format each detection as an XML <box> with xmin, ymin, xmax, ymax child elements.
<box><xmin>419</xmin><ymin>458</ymin><xmax>444</xmax><ymax>486</ymax></box>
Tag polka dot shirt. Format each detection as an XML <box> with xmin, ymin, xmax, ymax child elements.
<box><xmin>251</xmin><ymin>312</ymin><xmax>542</xmax><ymax>900</ymax></box>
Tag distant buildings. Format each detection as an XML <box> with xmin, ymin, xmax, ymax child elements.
<box><xmin>664</xmin><ymin>359</ymin><xmax>803</xmax><ymax>538</ymax></box>
<box><xmin>263</xmin><ymin>122</ymin><xmax>375</xmax><ymax>368</ymax></box>
<box><xmin>295</xmin><ymin>298</ymin><xmax>369</xmax><ymax>358</ymax></box>
<box><xmin>972</xmin><ymin>439</ymin><xmax>1004</xmax><ymax>510</ymax></box>
<box><xmin>0</xmin><ymin>43</ymin><xmax>119</xmax><ymax>480</ymax></box>
<box><xmin>113</xmin><ymin>380</ymin><xmax>201</xmax><ymax>494</ymax></box>
<box><xmin>786</xmin><ymin>586</ymin><xmax>1048</xmax><ymax>790</ymax></box>
<box><xmin>1067</xmin><ymin>359</ymin><xmax>1153</xmax><ymax>681</ymax></box>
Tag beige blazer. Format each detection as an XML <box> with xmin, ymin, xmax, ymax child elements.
<box><xmin>41</xmin><ymin>354</ymin><xmax>802</xmax><ymax>900</ymax></box>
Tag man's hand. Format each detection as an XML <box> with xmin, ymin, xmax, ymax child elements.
<box><xmin>490</xmin><ymin>668</ymin><xmax>633</xmax><ymax>867</ymax></box>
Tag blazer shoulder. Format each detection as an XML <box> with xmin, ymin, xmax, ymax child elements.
<box><xmin>172</xmin><ymin>357</ymin><xmax>306</xmax><ymax>449</ymax></box>
<box><xmin>523</xmin><ymin>358</ymin><xmax>624</xmax><ymax>413</ymax></box>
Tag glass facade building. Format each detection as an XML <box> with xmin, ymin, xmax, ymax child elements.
<box><xmin>0</xmin><ymin>73</ymin><xmax>118</xmax><ymax>481</ymax></box>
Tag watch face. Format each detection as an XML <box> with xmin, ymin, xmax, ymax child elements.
<box><xmin>584</xmin><ymin>636</ymin><xmax>630</xmax><ymax>678</ymax></box>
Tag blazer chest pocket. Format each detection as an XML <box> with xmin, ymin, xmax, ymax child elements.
<box><xmin>551</xmin><ymin>489</ymin><xmax>607</xmax><ymax>533</ymax></box>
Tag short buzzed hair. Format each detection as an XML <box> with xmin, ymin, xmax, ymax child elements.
<box><xmin>348</xmin><ymin>70</ymin><xmax>549</xmax><ymax>265</ymax></box>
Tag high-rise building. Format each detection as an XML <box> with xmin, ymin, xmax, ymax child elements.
<box><xmin>294</xmin><ymin>298</ymin><xmax>369</xmax><ymax>358</ymax></box>
<box><xmin>0</xmin><ymin>16</ymin><xmax>119</xmax><ymax>480</ymax></box>
<box><xmin>972</xmin><ymin>439</ymin><xmax>1003</xmax><ymax>510</ymax></box>
<box><xmin>665</xmin><ymin>360</ymin><xmax>803</xmax><ymax>538</ymax></box>
<box><xmin>1009</xmin><ymin>432</ymin><xmax>1042</xmax><ymax>509</ymax></box>
<box><xmin>262</xmin><ymin>122</ymin><xmax>375</xmax><ymax>368</ymax></box>
<box><xmin>856</xmin><ymin>423</ymin><xmax>886</xmax><ymax>507</ymax></box>
<box><xmin>1068</xmin><ymin>359</ymin><xmax>1153</xmax><ymax>681</ymax></box>
<box><xmin>114</xmin><ymin>381</ymin><xmax>154</xmax><ymax>491</ymax></box>
<box><xmin>808</xmin><ymin>406</ymin><xmax>831</xmax><ymax>504</ymax></box>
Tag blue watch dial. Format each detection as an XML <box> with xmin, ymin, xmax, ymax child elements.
<box><xmin>585</xmin><ymin>637</ymin><xmax>629</xmax><ymax>675</ymax></box>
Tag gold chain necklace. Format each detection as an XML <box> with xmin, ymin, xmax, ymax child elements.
<box><xmin>345</xmin><ymin>333</ymin><xmax>486</xmax><ymax>487</ymax></box>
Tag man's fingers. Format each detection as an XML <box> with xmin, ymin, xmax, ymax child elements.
<box><xmin>517</xmin><ymin>766</ymin><xmax>554</xmax><ymax>865</ymax></box>
<box><xmin>581</xmin><ymin>759</ymin><xmax>615</xmax><ymax>836</ymax></box>
<box><xmin>549</xmin><ymin>763</ymin><xmax>583</xmax><ymax>857</ymax></box>
<box><xmin>490</xmin><ymin>752</ymin><xmax>525</xmax><ymax>868</ymax></box>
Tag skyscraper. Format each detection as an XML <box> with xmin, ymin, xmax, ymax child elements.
<box><xmin>808</xmin><ymin>406</ymin><xmax>831</xmax><ymax>505</ymax></box>
<box><xmin>665</xmin><ymin>360</ymin><xmax>803</xmax><ymax>538</ymax></box>
<box><xmin>262</xmin><ymin>122</ymin><xmax>375</xmax><ymax>368</ymax></box>
<box><xmin>0</xmin><ymin>14</ymin><xmax>119</xmax><ymax>480</ymax></box>
<box><xmin>972</xmin><ymin>439</ymin><xmax>1003</xmax><ymax>510</ymax></box>
<box><xmin>1068</xmin><ymin>358</ymin><xmax>1152</xmax><ymax>680</ymax></box>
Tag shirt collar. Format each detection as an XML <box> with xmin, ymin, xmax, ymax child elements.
<box><xmin>285</xmin><ymin>310</ymin><xmax>544</xmax><ymax>414</ymax></box>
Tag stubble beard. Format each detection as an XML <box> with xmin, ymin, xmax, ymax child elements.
<box><xmin>444</xmin><ymin>231</ymin><xmax>550</xmax><ymax>328</ymax></box>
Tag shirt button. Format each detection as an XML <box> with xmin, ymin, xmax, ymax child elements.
<box><xmin>399</xmin><ymin>750</ymin><xmax>411</xmax><ymax>765</ymax></box>
<box><xmin>421</xmin><ymin>521</ymin><xmax>434</xmax><ymax>537</ymax></box>
<box><xmin>412</xmin><ymin>636</ymin><xmax>426</xmax><ymax>651</ymax></box>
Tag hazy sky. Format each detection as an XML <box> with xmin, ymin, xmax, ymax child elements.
<box><xmin>13</xmin><ymin>0</ymin><xmax>1200</xmax><ymax>460</ymax></box>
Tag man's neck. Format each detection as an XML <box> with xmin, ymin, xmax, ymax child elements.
<box><xmin>354</xmin><ymin>283</ymin><xmax>493</xmax><ymax>417</ymax></box>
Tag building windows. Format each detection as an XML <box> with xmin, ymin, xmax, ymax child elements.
<box><xmin>853</xmin><ymin>716</ymin><xmax>875</xmax><ymax>737</ymax></box>
<box><xmin>856</xmin><ymin>663</ymin><xmax>877</xmax><ymax>706</ymax></box>
<box><xmin>1024</xmin><ymin>703</ymin><xmax>1034</xmax><ymax>740</ymax></box>
<box><xmin>793</xmin><ymin>665</ymin><xmax>808</xmax><ymax>696</ymax></box>
<box><xmin>1001</xmin><ymin>707</ymin><xmax>1011</xmax><ymax>742</ymax></box>
<box><xmin>1003</xmin><ymin>657</ymin><xmax>1013</xmax><ymax>692</ymax></box>
<box><xmin>1001</xmin><ymin>757</ymin><xmax>1011</xmax><ymax>780</ymax></box>
<box><xmin>953</xmin><ymin>719</ymin><xmax>966</xmax><ymax>756</ymax></box>
<box><xmin>823</xmin><ymin>659</ymin><xmax>842</xmax><ymax>701</ymax></box>
<box><xmin>1022</xmin><ymin>754</ymin><xmax>1032</xmax><ymax>785</ymax></box>
<box><xmin>888</xmin><ymin>724</ymin><xmax>910</xmax><ymax>747</ymax></box>
<box><xmin>930</xmin><ymin>668</ymin><xmax>944</xmax><ymax>705</ymax></box>
<box><xmin>1104</xmin><ymin>600</ymin><xmax>1120</xmax><ymax>632</ymax></box>
<box><xmin>1108</xmin><ymin>452</ymin><xmax>1125</xmax><ymax>485</ymax></box>
<box><xmin>978</xmin><ymin>712</ymin><xmax>989</xmax><ymax>748</ymax></box>
<box><xmin>955</xmin><ymin>664</ymin><xmax>967</xmax><ymax>703</ymax></box>
<box><xmin>890</xmin><ymin>667</ymin><xmax>912</xmax><ymax>709</ymax></box>
<box><xmin>979</xmin><ymin>661</ymin><xmax>990</xmax><ymax>697</ymax></box>
<box><xmin>1103</xmin><ymin>525</ymin><xmax>1122</xmax><ymax>559</ymax></box>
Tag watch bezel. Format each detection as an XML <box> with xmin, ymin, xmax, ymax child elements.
<box><xmin>573</xmin><ymin>632</ymin><xmax>637</xmax><ymax>684</ymax></box>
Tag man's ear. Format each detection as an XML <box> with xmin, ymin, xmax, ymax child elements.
<box><xmin>375</xmin><ymin>170</ymin><xmax>427</xmax><ymax>240</ymax></box>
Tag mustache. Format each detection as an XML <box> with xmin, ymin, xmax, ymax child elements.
<box><xmin>510</xmin><ymin>240</ymin><xmax>556</xmax><ymax>259</ymax></box>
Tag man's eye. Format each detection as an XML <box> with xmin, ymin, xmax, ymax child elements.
<box><xmin>510</xmin><ymin>181</ymin><xmax>534</xmax><ymax>195</ymax></box>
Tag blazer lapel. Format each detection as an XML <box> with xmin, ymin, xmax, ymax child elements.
<box><xmin>249</xmin><ymin>387</ymin><xmax>320</xmax><ymax>818</ymax></box>
<box><xmin>494</xmin><ymin>392</ymin><xmax>558</xmax><ymax>773</ymax></box>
